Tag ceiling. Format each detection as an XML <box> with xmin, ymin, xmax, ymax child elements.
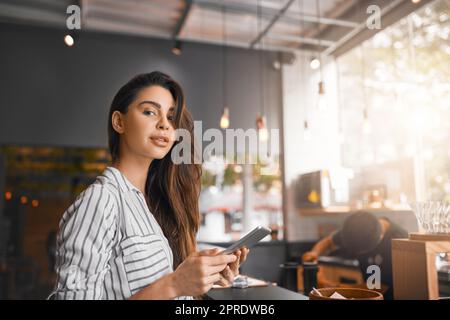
<box><xmin>0</xmin><ymin>0</ymin><xmax>433</xmax><ymax>55</ymax></box>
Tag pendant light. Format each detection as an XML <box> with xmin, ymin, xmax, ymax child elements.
<box><xmin>171</xmin><ymin>40</ymin><xmax>182</xmax><ymax>56</ymax></box>
<box><xmin>298</xmin><ymin>0</ymin><xmax>311</xmax><ymax>141</ymax></box>
<box><xmin>360</xmin><ymin>44</ymin><xmax>372</xmax><ymax>135</ymax></box>
<box><xmin>310</xmin><ymin>57</ymin><xmax>321</xmax><ymax>70</ymax></box>
<box><xmin>256</xmin><ymin>115</ymin><xmax>268</xmax><ymax>142</ymax></box>
<box><xmin>363</xmin><ymin>108</ymin><xmax>372</xmax><ymax>135</ymax></box>
<box><xmin>303</xmin><ymin>120</ymin><xmax>312</xmax><ymax>141</ymax></box>
<box><xmin>220</xmin><ymin>107</ymin><xmax>230</xmax><ymax>129</ymax></box>
<box><xmin>64</xmin><ymin>33</ymin><xmax>75</xmax><ymax>47</ymax></box>
<box><xmin>219</xmin><ymin>4</ymin><xmax>230</xmax><ymax>129</ymax></box>
<box><xmin>315</xmin><ymin>0</ymin><xmax>328</xmax><ymax>111</ymax></box>
<box><xmin>256</xmin><ymin>0</ymin><xmax>268</xmax><ymax>142</ymax></box>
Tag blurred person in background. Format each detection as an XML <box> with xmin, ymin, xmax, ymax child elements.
<box><xmin>302</xmin><ymin>211</ymin><xmax>407</xmax><ymax>299</ymax></box>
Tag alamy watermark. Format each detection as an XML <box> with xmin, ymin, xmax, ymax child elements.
<box><xmin>66</xmin><ymin>3</ymin><xmax>383</xmax><ymax>31</ymax></box>
<box><xmin>170</xmin><ymin>121</ymin><xmax>280</xmax><ymax>175</ymax></box>
<box><xmin>367</xmin><ymin>5</ymin><xmax>382</xmax><ymax>30</ymax></box>
<box><xmin>366</xmin><ymin>265</ymin><xmax>381</xmax><ymax>290</ymax></box>
<box><xmin>66</xmin><ymin>5</ymin><xmax>81</xmax><ymax>30</ymax></box>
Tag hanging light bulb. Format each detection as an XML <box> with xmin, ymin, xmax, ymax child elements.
<box><xmin>314</xmin><ymin>0</ymin><xmax>327</xmax><ymax>112</ymax></box>
<box><xmin>310</xmin><ymin>57</ymin><xmax>321</xmax><ymax>70</ymax></box>
<box><xmin>171</xmin><ymin>40</ymin><xmax>182</xmax><ymax>56</ymax></box>
<box><xmin>316</xmin><ymin>81</ymin><xmax>328</xmax><ymax>111</ymax></box>
<box><xmin>259</xmin><ymin>128</ymin><xmax>269</xmax><ymax>142</ymax></box>
<box><xmin>318</xmin><ymin>81</ymin><xmax>325</xmax><ymax>95</ymax></box>
<box><xmin>303</xmin><ymin>121</ymin><xmax>312</xmax><ymax>141</ymax></box>
<box><xmin>64</xmin><ymin>34</ymin><xmax>75</xmax><ymax>47</ymax></box>
<box><xmin>219</xmin><ymin>5</ymin><xmax>230</xmax><ymax>130</ymax></box>
<box><xmin>363</xmin><ymin>108</ymin><xmax>372</xmax><ymax>135</ymax></box>
<box><xmin>256</xmin><ymin>115</ymin><xmax>268</xmax><ymax>142</ymax></box>
<box><xmin>220</xmin><ymin>107</ymin><xmax>230</xmax><ymax>129</ymax></box>
<box><xmin>255</xmin><ymin>0</ymin><xmax>269</xmax><ymax>143</ymax></box>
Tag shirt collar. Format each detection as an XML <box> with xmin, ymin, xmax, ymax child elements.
<box><xmin>102</xmin><ymin>166</ymin><xmax>142</xmax><ymax>193</ymax></box>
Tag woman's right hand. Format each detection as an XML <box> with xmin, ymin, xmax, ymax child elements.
<box><xmin>171</xmin><ymin>249</ymin><xmax>237</xmax><ymax>297</ymax></box>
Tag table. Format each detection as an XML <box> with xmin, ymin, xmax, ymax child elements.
<box><xmin>206</xmin><ymin>284</ymin><xmax>308</xmax><ymax>300</ymax></box>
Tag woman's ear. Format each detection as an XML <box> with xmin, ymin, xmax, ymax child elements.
<box><xmin>112</xmin><ymin>111</ymin><xmax>125</xmax><ymax>134</ymax></box>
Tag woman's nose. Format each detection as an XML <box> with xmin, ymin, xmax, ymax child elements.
<box><xmin>157</xmin><ymin>117</ymin><xmax>170</xmax><ymax>130</ymax></box>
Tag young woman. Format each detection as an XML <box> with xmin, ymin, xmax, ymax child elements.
<box><xmin>50</xmin><ymin>71</ymin><xmax>248</xmax><ymax>299</ymax></box>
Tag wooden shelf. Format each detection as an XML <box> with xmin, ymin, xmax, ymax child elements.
<box><xmin>409</xmin><ymin>232</ymin><xmax>450</xmax><ymax>241</ymax></box>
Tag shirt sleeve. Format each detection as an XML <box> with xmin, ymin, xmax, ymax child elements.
<box><xmin>49</xmin><ymin>184</ymin><xmax>117</xmax><ymax>300</ymax></box>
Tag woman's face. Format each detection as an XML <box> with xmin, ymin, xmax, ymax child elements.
<box><xmin>113</xmin><ymin>85</ymin><xmax>177</xmax><ymax>161</ymax></box>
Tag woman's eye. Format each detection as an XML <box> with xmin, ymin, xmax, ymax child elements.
<box><xmin>168</xmin><ymin>115</ymin><xmax>174</xmax><ymax>121</ymax></box>
<box><xmin>143</xmin><ymin>110</ymin><xmax>156</xmax><ymax>116</ymax></box>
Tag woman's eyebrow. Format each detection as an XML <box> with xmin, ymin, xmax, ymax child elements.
<box><xmin>138</xmin><ymin>100</ymin><xmax>161</xmax><ymax>108</ymax></box>
<box><xmin>138</xmin><ymin>101</ymin><xmax>176</xmax><ymax>110</ymax></box>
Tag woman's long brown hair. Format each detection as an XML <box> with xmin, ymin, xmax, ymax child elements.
<box><xmin>108</xmin><ymin>71</ymin><xmax>201</xmax><ymax>268</ymax></box>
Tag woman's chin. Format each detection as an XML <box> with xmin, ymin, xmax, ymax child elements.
<box><xmin>149</xmin><ymin>150</ymin><xmax>170</xmax><ymax>160</ymax></box>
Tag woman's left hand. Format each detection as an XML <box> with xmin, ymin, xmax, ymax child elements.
<box><xmin>216</xmin><ymin>247</ymin><xmax>250</xmax><ymax>287</ymax></box>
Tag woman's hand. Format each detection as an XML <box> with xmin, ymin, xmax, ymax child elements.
<box><xmin>215</xmin><ymin>247</ymin><xmax>250</xmax><ymax>287</ymax></box>
<box><xmin>171</xmin><ymin>249</ymin><xmax>237</xmax><ymax>297</ymax></box>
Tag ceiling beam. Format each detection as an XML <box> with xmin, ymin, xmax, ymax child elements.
<box><xmin>180</xmin><ymin>34</ymin><xmax>308</xmax><ymax>54</ymax></box>
<box><xmin>194</xmin><ymin>0</ymin><xmax>358</xmax><ymax>28</ymax></box>
<box><xmin>172</xmin><ymin>0</ymin><xmax>192</xmax><ymax>39</ymax></box>
<box><xmin>267</xmin><ymin>33</ymin><xmax>335</xmax><ymax>47</ymax></box>
<box><xmin>0</xmin><ymin>1</ymin><xmax>66</xmax><ymax>27</ymax></box>
<box><xmin>296</xmin><ymin>0</ymin><xmax>358</xmax><ymax>51</ymax></box>
<box><xmin>322</xmin><ymin>0</ymin><xmax>414</xmax><ymax>56</ymax></box>
<box><xmin>288</xmin><ymin>12</ymin><xmax>358</xmax><ymax>28</ymax></box>
<box><xmin>250</xmin><ymin>0</ymin><xmax>296</xmax><ymax>49</ymax></box>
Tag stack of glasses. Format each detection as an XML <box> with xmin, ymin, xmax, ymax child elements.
<box><xmin>410</xmin><ymin>201</ymin><xmax>450</xmax><ymax>234</ymax></box>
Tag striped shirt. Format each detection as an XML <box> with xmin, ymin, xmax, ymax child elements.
<box><xmin>49</xmin><ymin>166</ymin><xmax>191</xmax><ymax>300</ymax></box>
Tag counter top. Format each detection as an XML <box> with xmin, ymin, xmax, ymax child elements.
<box><xmin>297</xmin><ymin>206</ymin><xmax>414</xmax><ymax>217</ymax></box>
<box><xmin>206</xmin><ymin>284</ymin><xmax>308</xmax><ymax>300</ymax></box>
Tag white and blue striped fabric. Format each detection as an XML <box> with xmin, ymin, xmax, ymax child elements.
<box><xmin>49</xmin><ymin>166</ymin><xmax>192</xmax><ymax>300</ymax></box>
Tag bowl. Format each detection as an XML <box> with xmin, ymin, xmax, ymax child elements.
<box><xmin>309</xmin><ymin>288</ymin><xmax>383</xmax><ymax>300</ymax></box>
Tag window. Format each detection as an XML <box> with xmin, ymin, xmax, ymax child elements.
<box><xmin>338</xmin><ymin>0</ymin><xmax>450</xmax><ymax>202</ymax></box>
<box><xmin>198</xmin><ymin>155</ymin><xmax>282</xmax><ymax>242</ymax></box>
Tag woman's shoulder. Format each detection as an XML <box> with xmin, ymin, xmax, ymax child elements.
<box><xmin>77</xmin><ymin>167</ymin><xmax>127</xmax><ymax>201</ymax></box>
<box><xmin>76</xmin><ymin>173</ymin><xmax>117</xmax><ymax>198</ymax></box>
<box><xmin>94</xmin><ymin>169</ymin><xmax>122</xmax><ymax>194</ymax></box>
<box><xmin>65</xmin><ymin>174</ymin><xmax>121</xmax><ymax>219</ymax></box>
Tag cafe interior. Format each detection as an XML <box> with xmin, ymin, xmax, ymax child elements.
<box><xmin>0</xmin><ymin>0</ymin><xmax>449</xmax><ymax>300</ymax></box>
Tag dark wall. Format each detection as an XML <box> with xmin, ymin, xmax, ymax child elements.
<box><xmin>0</xmin><ymin>23</ymin><xmax>282</xmax><ymax>148</ymax></box>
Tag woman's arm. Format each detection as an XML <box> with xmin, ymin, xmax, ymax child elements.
<box><xmin>129</xmin><ymin>249</ymin><xmax>237</xmax><ymax>299</ymax></box>
<box><xmin>128</xmin><ymin>273</ymin><xmax>179</xmax><ymax>300</ymax></box>
<box><xmin>51</xmin><ymin>184</ymin><xmax>117</xmax><ymax>300</ymax></box>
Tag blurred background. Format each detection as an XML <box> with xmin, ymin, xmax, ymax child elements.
<box><xmin>0</xmin><ymin>0</ymin><xmax>449</xmax><ymax>299</ymax></box>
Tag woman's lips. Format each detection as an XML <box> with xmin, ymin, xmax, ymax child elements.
<box><xmin>150</xmin><ymin>136</ymin><xmax>169</xmax><ymax>147</ymax></box>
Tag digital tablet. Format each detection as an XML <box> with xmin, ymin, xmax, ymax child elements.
<box><xmin>220</xmin><ymin>226</ymin><xmax>272</xmax><ymax>255</ymax></box>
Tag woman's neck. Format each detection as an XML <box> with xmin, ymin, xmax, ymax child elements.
<box><xmin>112</xmin><ymin>155</ymin><xmax>152</xmax><ymax>194</ymax></box>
